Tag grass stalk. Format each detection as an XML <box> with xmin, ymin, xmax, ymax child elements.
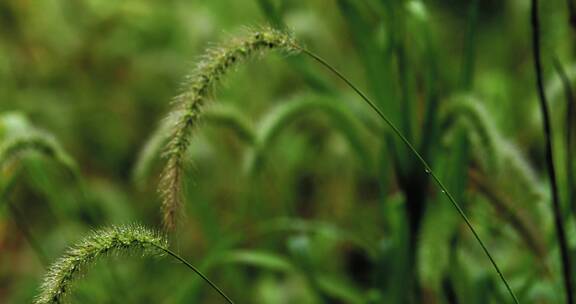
<box><xmin>156</xmin><ymin>28</ymin><xmax>518</xmax><ymax>302</ymax></box>
<box><xmin>155</xmin><ymin>245</ymin><xmax>234</xmax><ymax>304</ymax></box>
<box><xmin>552</xmin><ymin>59</ymin><xmax>576</xmax><ymax>216</ymax></box>
<box><xmin>531</xmin><ymin>1</ymin><xmax>574</xmax><ymax>302</ymax></box>
<box><xmin>299</xmin><ymin>47</ymin><xmax>519</xmax><ymax>304</ymax></box>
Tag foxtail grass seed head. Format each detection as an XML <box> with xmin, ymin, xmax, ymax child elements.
<box><xmin>35</xmin><ymin>225</ymin><xmax>166</xmax><ymax>304</ymax></box>
<box><xmin>160</xmin><ymin>27</ymin><xmax>300</xmax><ymax>230</ymax></box>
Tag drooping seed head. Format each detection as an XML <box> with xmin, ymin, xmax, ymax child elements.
<box><xmin>34</xmin><ymin>225</ymin><xmax>167</xmax><ymax>304</ymax></box>
<box><xmin>159</xmin><ymin>27</ymin><xmax>300</xmax><ymax>230</ymax></box>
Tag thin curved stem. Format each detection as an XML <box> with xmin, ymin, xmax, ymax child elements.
<box><xmin>553</xmin><ymin>58</ymin><xmax>576</xmax><ymax>217</ymax></box>
<box><xmin>531</xmin><ymin>1</ymin><xmax>574</xmax><ymax>303</ymax></box>
<box><xmin>300</xmin><ymin>47</ymin><xmax>519</xmax><ymax>304</ymax></box>
<box><xmin>155</xmin><ymin>245</ymin><xmax>234</xmax><ymax>304</ymax></box>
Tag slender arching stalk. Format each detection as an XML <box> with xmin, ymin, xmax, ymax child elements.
<box><xmin>531</xmin><ymin>1</ymin><xmax>574</xmax><ymax>303</ymax></box>
<box><xmin>155</xmin><ymin>245</ymin><xmax>234</xmax><ymax>304</ymax></box>
<box><xmin>298</xmin><ymin>47</ymin><xmax>520</xmax><ymax>304</ymax></box>
<box><xmin>553</xmin><ymin>58</ymin><xmax>576</xmax><ymax>217</ymax></box>
<box><xmin>154</xmin><ymin>27</ymin><xmax>518</xmax><ymax>303</ymax></box>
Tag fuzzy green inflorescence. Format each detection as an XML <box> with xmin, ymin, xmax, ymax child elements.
<box><xmin>35</xmin><ymin>225</ymin><xmax>166</xmax><ymax>304</ymax></box>
<box><xmin>160</xmin><ymin>27</ymin><xmax>300</xmax><ymax>230</ymax></box>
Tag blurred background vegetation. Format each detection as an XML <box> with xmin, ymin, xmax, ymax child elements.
<box><xmin>0</xmin><ymin>0</ymin><xmax>575</xmax><ymax>303</ymax></box>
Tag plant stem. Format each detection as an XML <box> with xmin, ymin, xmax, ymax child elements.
<box><xmin>531</xmin><ymin>1</ymin><xmax>574</xmax><ymax>303</ymax></box>
<box><xmin>300</xmin><ymin>48</ymin><xmax>519</xmax><ymax>304</ymax></box>
<box><xmin>553</xmin><ymin>59</ymin><xmax>576</xmax><ymax>216</ymax></box>
<box><xmin>156</xmin><ymin>245</ymin><xmax>234</xmax><ymax>304</ymax></box>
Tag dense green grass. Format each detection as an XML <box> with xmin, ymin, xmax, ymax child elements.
<box><xmin>1</xmin><ymin>0</ymin><xmax>575</xmax><ymax>303</ymax></box>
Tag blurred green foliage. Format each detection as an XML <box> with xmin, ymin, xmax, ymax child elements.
<box><xmin>1</xmin><ymin>0</ymin><xmax>576</xmax><ymax>303</ymax></box>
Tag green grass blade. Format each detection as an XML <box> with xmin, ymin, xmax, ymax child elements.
<box><xmin>531</xmin><ymin>1</ymin><xmax>574</xmax><ymax>302</ymax></box>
